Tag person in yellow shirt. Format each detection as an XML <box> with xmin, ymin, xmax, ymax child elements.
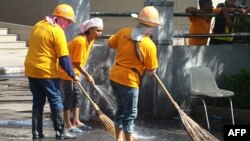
<box><xmin>58</xmin><ymin>18</ymin><xmax>103</xmax><ymax>133</ymax></box>
<box><xmin>186</xmin><ymin>0</ymin><xmax>239</xmax><ymax>45</ymax></box>
<box><xmin>108</xmin><ymin>6</ymin><xmax>160</xmax><ymax>141</ymax></box>
<box><xmin>24</xmin><ymin>4</ymin><xmax>78</xmax><ymax>140</ymax></box>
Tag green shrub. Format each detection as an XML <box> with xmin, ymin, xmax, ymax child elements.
<box><xmin>234</xmin><ymin>16</ymin><xmax>250</xmax><ymax>44</ymax></box>
<box><xmin>222</xmin><ymin>68</ymin><xmax>250</xmax><ymax>109</ymax></box>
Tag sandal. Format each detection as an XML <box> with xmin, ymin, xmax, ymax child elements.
<box><xmin>68</xmin><ymin>127</ymin><xmax>83</xmax><ymax>133</ymax></box>
<box><xmin>77</xmin><ymin>124</ymin><xmax>92</xmax><ymax>130</ymax></box>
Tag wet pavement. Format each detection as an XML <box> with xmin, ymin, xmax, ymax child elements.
<box><xmin>0</xmin><ymin>77</ymin><xmax>227</xmax><ymax>141</ymax></box>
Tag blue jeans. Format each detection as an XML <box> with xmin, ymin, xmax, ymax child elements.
<box><xmin>59</xmin><ymin>79</ymin><xmax>81</xmax><ymax>110</ymax></box>
<box><xmin>28</xmin><ymin>77</ymin><xmax>63</xmax><ymax>111</ymax></box>
<box><xmin>110</xmin><ymin>80</ymin><xmax>139</xmax><ymax>133</ymax></box>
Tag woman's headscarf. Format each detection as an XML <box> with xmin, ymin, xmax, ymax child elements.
<box><xmin>80</xmin><ymin>18</ymin><xmax>103</xmax><ymax>33</ymax></box>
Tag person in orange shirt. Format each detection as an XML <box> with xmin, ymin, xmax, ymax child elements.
<box><xmin>186</xmin><ymin>0</ymin><xmax>238</xmax><ymax>45</ymax></box>
<box><xmin>108</xmin><ymin>6</ymin><xmax>160</xmax><ymax>141</ymax></box>
<box><xmin>24</xmin><ymin>4</ymin><xmax>78</xmax><ymax>139</ymax></box>
<box><xmin>58</xmin><ymin>18</ymin><xmax>103</xmax><ymax>133</ymax></box>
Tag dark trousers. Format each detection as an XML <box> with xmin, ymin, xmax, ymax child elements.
<box><xmin>28</xmin><ymin>77</ymin><xmax>63</xmax><ymax>111</ymax></box>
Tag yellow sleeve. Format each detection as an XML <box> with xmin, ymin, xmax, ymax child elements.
<box><xmin>141</xmin><ymin>38</ymin><xmax>158</xmax><ymax>70</ymax></box>
<box><xmin>71</xmin><ymin>38</ymin><xmax>85</xmax><ymax>64</ymax></box>
<box><xmin>54</xmin><ymin>27</ymin><xmax>69</xmax><ymax>57</ymax></box>
<box><xmin>108</xmin><ymin>28</ymin><xmax>128</xmax><ymax>49</ymax></box>
<box><xmin>108</xmin><ymin>34</ymin><xmax>118</xmax><ymax>49</ymax></box>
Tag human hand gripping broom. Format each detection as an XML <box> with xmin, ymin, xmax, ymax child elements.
<box><xmin>76</xmin><ymin>81</ymin><xmax>116</xmax><ymax>138</ymax></box>
<box><xmin>153</xmin><ymin>73</ymin><xmax>219</xmax><ymax>141</ymax></box>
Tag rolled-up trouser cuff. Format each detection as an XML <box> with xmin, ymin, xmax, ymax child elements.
<box><xmin>123</xmin><ymin>125</ymin><xmax>133</xmax><ymax>133</ymax></box>
<box><xmin>114</xmin><ymin>123</ymin><xmax>133</xmax><ymax>133</ymax></box>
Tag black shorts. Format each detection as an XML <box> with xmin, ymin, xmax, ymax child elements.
<box><xmin>59</xmin><ymin>79</ymin><xmax>81</xmax><ymax>110</ymax></box>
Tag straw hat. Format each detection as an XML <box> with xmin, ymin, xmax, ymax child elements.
<box><xmin>131</xmin><ymin>6</ymin><xmax>161</xmax><ymax>27</ymax></box>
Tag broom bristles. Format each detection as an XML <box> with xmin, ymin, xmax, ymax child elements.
<box><xmin>97</xmin><ymin>109</ymin><xmax>135</xmax><ymax>141</ymax></box>
<box><xmin>96</xmin><ymin>109</ymin><xmax>116</xmax><ymax>136</ymax></box>
<box><xmin>153</xmin><ymin>73</ymin><xmax>219</xmax><ymax>141</ymax></box>
<box><xmin>76</xmin><ymin>82</ymin><xmax>117</xmax><ymax>137</ymax></box>
<box><xmin>178</xmin><ymin>109</ymin><xmax>219</xmax><ymax>141</ymax></box>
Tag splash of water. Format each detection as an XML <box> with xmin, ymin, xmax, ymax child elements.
<box><xmin>133</xmin><ymin>132</ymin><xmax>156</xmax><ymax>140</ymax></box>
<box><xmin>93</xmin><ymin>84</ymin><xmax>117</xmax><ymax>116</ymax></box>
<box><xmin>0</xmin><ymin>119</ymin><xmax>52</xmax><ymax>127</ymax></box>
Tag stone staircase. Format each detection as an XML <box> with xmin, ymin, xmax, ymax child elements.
<box><xmin>0</xmin><ymin>28</ymin><xmax>27</xmax><ymax>48</ymax></box>
<box><xmin>0</xmin><ymin>27</ymin><xmax>28</xmax><ymax>75</ymax></box>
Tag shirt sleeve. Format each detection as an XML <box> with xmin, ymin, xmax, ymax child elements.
<box><xmin>142</xmin><ymin>40</ymin><xmax>158</xmax><ymax>70</ymax></box>
<box><xmin>108</xmin><ymin>29</ymin><xmax>125</xmax><ymax>49</ymax></box>
<box><xmin>59</xmin><ymin>56</ymin><xmax>76</xmax><ymax>79</ymax></box>
<box><xmin>54</xmin><ymin>27</ymin><xmax>69</xmax><ymax>57</ymax></box>
<box><xmin>108</xmin><ymin>35</ymin><xmax>118</xmax><ymax>49</ymax></box>
<box><xmin>72</xmin><ymin>39</ymin><xmax>85</xmax><ymax>63</ymax></box>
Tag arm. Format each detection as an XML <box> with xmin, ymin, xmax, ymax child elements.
<box><xmin>220</xmin><ymin>7</ymin><xmax>241</xmax><ymax>29</ymax></box>
<box><xmin>186</xmin><ymin>7</ymin><xmax>209</xmax><ymax>20</ymax></box>
<box><xmin>72</xmin><ymin>62</ymin><xmax>95</xmax><ymax>84</ymax></box>
<box><xmin>239</xmin><ymin>5</ymin><xmax>250</xmax><ymax>13</ymax></box>
<box><xmin>59</xmin><ymin>56</ymin><xmax>78</xmax><ymax>81</ymax></box>
<box><xmin>145</xmin><ymin>69</ymin><xmax>157</xmax><ymax>76</ymax></box>
<box><xmin>185</xmin><ymin>7</ymin><xmax>206</xmax><ymax>14</ymax></box>
<box><xmin>217</xmin><ymin>2</ymin><xmax>248</xmax><ymax>14</ymax></box>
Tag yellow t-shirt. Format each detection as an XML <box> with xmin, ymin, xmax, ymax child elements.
<box><xmin>24</xmin><ymin>20</ymin><xmax>69</xmax><ymax>78</ymax></box>
<box><xmin>188</xmin><ymin>8</ymin><xmax>222</xmax><ymax>45</ymax></box>
<box><xmin>58</xmin><ymin>35</ymin><xmax>94</xmax><ymax>80</ymax></box>
<box><xmin>108</xmin><ymin>27</ymin><xmax>158</xmax><ymax>88</ymax></box>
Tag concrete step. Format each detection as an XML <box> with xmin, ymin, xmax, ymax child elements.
<box><xmin>0</xmin><ymin>48</ymin><xmax>27</xmax><ymax>74</ymax></box>
<box><xmin>0</xmin><ymin>34</ymin><xmax>17</xmax><ymax>42</ymax></box>
<box><xmin>0</xmin><ymin>25</ymin><xmax>29</xmax><ymax>75</ymax></box>
<box><xmin>0</xmin><ymin>28</ymin><xmax>8</xmax><ymax>35</ymax></box>
<box><xmin>0</xmin><ymin>41</ymin><xmax>27</xmax><ymax>48</ymax></box>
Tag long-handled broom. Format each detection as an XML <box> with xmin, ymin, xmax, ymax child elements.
<box><xmin>76</xmin><ymin>81</ymin><xmax>115</xmax><ymax>137</ymax></box>
<box><xmin>153</xmin><ymin>73</ymin><xmax>219</xmax><ymax>141</ymax></box>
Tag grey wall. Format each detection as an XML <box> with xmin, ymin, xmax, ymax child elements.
<box><xmin>172</xmin><ymin>44</ymin><xmax>250</xmax><ymax>102</ymax></box>
<box><xmin>0</xmin><ymin>0</ymin><xmax>57</xmax><ymax>26</ymax></box>
<box><xmin>0</xmin><ymin>0</ymin><xmax>144</xmax><ymax>36</ymax></box>
<box><xmin>145</xmin><ymin>1</ymin><xmax>175</xmax><ymax>117</ymax></box>
<box><xmin>0</xmin><ymin>0</ymin><xmax>90</xmax><ymax>41</ymax></box>
<box><xmin>83</xmin><ymin>43</ymin><xmax>250</xmax><ymax>119</ymax></box>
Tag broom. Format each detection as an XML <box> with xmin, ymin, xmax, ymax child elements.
<box><xmin>76</xmin><ymin>81</ymin><xmax>115</xmax><ymax>137</ymax></box>
<box><xmin>153</xmin><ymin>73</ymin><xmax>219</xmax><ymax>141</ymax></box>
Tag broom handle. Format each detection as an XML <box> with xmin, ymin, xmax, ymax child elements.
<box><xmin>153</xmin><ymin>73</ymin><xmax>180</xmax><ymax>109</ymax></box>
<box><xmin>76</xmin><ymin>81</ymin><xmax>100</xmax><ymax>111</ymax></box>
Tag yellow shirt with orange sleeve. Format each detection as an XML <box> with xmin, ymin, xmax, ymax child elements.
<box><xmin>188</xmin><ymin>8</ymin><xmax>222</xmax><ymax>45</ymax></box>
<box><xmin>24</xmin><ymin>20</ymin><xmax>69</xmax><ymax>78</ymax></box>
<box><xmin>58</xmin><ymin>35</ymin><xmax>94</xmax><ymax>80</ymax></box>
<box><xmin>108</xmin><ymin>27</ymin><xmax>158</xmax><ymax>88</ymax></box>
